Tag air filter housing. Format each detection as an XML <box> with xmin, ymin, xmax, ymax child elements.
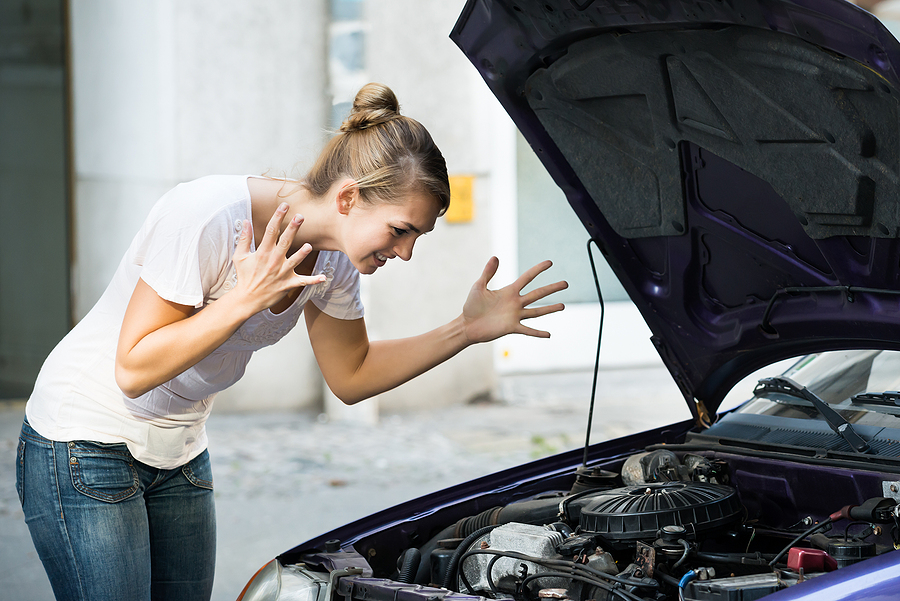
<box><xmin>579</xmin><ymin>482</ymin><xmax>742</xmax><ymax>542</ymax></box>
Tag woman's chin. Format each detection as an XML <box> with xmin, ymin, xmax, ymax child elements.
<box><xmin>355</xmin><ymin>260</ymin><xmax>378</xmax><ymax>275</ymax></box>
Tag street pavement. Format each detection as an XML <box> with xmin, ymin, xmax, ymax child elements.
<box><xmin>0</xmin><ymin>367</ymin><xmax>690</xmax><ymax>601</ymax></box>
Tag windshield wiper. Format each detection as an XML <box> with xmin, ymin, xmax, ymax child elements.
<box><xmin>755</xmin><ymin>376</ymin><xmax>871</xmax><ymax>454</ymax></box>
<box><xmin>852</xmin><ymin>391</ymin><xmax>900</xmax><ymax>407</ymax></box>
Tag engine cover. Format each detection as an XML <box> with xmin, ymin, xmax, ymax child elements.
<box><xmin>579</xmin><ymin>482</ymin><xmax>742</xmax><ymax>542</ymax></box>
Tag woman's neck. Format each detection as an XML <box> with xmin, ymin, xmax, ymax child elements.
<box><xmin>248</xmin><ymin>177</ymin><xmax>341</xmax><ymax>254</ymax></box>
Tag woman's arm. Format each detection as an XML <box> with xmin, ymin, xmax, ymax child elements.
<box><xmin>305</xmin><ymin>257</ymin><xmax>567</xmax><ymax>404</ymax></box>
<box><xmin>115</xmin><ymin>204</ymin><xmax>324</xmax><ymax>398</ymax></box>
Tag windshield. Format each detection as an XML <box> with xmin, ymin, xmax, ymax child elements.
<box><xmin>736</xmin><ymin>350</ymin><xmax>900</xmax><ymax>429</ymax></box>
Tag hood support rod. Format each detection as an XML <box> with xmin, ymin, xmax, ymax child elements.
<box><xmin>582</xmin><ymin>238</ymin><xmax>606</xmax><ymax>468</ymax></box>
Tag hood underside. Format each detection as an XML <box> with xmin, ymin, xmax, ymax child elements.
<box><xmin>452</xmin><ymin>0</ymin><xmax>900</xmax><ymax>418</ymax></box>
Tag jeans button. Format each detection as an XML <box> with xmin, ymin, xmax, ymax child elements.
<box><xmin>68</xmin><ymin>442</ymin><xmax>74</xmax><ymax>448</ymax></box>
<box><xmin>69</xmin><ymin>457</ymin><xmax>77</xmax><ymax>464</ymax></box>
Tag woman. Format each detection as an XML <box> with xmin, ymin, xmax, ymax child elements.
<box><xmin>16</xmin><ymin>83</ymin><xmax>566</xmax><ymax>601</ymax></box>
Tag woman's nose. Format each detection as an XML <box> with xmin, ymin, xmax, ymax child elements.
<box><xmin>394</xmin><ymin>238</ymin><xmax>415</xmax><ymax>261</ymax></box>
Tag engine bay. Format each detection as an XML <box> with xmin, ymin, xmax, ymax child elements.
<box><xmin>292</xmin><ymin>447</ymin><xmax>900</xmax><ymax>601</ymax></box>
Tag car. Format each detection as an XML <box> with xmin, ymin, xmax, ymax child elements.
<box><xmin>236</xmin><ymin>0</ymin><xmax>900</xmax><ymax>599</ymax></box>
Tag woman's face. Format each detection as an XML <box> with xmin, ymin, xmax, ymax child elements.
<box><xmin>341</xmin><ymin>191</ymin><xmax>441</xmax><ymax>275</ymax></box>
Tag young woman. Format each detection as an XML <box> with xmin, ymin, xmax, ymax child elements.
<box><xmin>16</xmin><ymin>83</ymin><xmax>567</xmax><ymax>601</ymax></box>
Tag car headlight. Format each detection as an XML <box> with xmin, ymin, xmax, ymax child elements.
<box><xmin>237</xmin><ymin>559</ymin><xmax>330</xmax><ymax>601</ymax></box>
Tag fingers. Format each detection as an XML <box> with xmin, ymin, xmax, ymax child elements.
<box><xmin>234</xmin><ymin>219</ymin><xmax>252</xmax><ymax>258</ymax></box>
<box><xmin>258</xmin><ymin>202</ymin><xmax>290</xmax><ymax>251</ymax></box>
<box><xmin>260</xmin><ymin>204</ymin><xmax>308</xmax><ymax>263</ymax></box>
<box><xmin>513</xmin><ymin>260</ymin><xmax>554</xmax><ymax>291</ymax></box>
<box><xmin>295</xmin><ymin>272</ymin><xmax>327</xmax><ymax>287</ymax></box>
<box><xmin>286</xmin><ymin>241</ymin><xmax>312</xmax><ymax>266</ymax></box>
<box><xmin>279</xmin><ymin>212</ymin><xmax>304</xmax><ymax>253</ymax></box>
<box><xmin>521</xmin><ymin>280</ymin><xmax>568</xmax><ymax>306</ymax></box>
<box><xmin>523</xmin><ymin>302</ymin><xmax>565</xmax><ymax>320</ymax></box>
<box><xmin>478</xmin><ymin>256</ymin><xmax>500</xmax><ymax>288</ymax></box>
<box><xmin>516</xmin><ymin>324</ymin><xmax>551</xmax><ymax>339</ymax></box>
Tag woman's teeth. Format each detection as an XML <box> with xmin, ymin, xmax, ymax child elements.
<box><xmin>376</xmin><ymin>253</ymin><xmax>389</xmax><ymax>262</ymax></box>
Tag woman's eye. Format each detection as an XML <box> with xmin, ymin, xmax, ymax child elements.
<box><xmin>392</xmin><ymin>227</ymin><xmax>407</xmax><ymax>236</ymax></box>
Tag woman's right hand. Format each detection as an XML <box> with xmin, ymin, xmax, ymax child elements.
<box><xmin>231</xmin><ymin>202</ymin><xmax>326</xmax><ymax>314</ymax></box>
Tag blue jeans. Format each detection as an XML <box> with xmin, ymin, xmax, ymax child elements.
<box><xmin>15</xmin><ymin>419</ymin><xmax>216</xmax><ymax>601</ymax></box>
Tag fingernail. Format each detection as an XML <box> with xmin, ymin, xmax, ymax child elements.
<box><xmin>292</xmin><ymin>214</ymin><xmax>303</xmax><ymax>224</ymax></box>
<box><xmin>279</xmin><ymin>202</ymin><xmax>289</xmax><ymax>211</ymax></box>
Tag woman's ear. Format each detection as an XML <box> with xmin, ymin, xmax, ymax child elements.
<box><xmin>336</xmin><ymin>180</ymin><xmax>359</xmax><ymax>216</ymax></box>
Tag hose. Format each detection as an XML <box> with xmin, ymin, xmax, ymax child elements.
<box><xmin>397</xmin><ymin>548</ymin><xmax>421</xmax><ymax>584</ymax></box>
<box><xmin>441</xmin><ymin>525</ymin><xmax>497</xmax><ymax>589</ymax></box>
<box><xmin>672</xmin><ymin>539</ymin><xmax>691</xmax><ymax>569</ymax></box>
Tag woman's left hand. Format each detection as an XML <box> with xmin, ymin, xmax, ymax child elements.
<box><xmin>461</xmin><ymin>257</ymin><xmax>568</xmax><ymax>344</ymax></box>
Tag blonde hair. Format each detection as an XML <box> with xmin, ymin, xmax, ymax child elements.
<box><xmin>304</xmin><ymin>83</ymin><xmax>450</xmax><ymax>214</ymax></box>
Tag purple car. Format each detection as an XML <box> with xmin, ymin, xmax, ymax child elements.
<box><xmin>237</xmin><ymin>0</ymin><xmax>900</xmax><ymax>599</ymax></box>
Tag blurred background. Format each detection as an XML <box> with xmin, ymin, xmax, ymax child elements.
<box><xmin>0</xmin><ymin>0</ymin><xmax>671</xmax><ymax>415</ymax></box>
<box><xmin>2</xmin><ymin>0</ymin><xmax>900</xmax><ymax>599</ymax></box>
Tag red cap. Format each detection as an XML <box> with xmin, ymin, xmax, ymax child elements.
<box><xmin>787</xmin><ymin>547</ymin><xmax>838</xmax><ymax>572</ymax></box>
<box><xmin>829</xmin><ymin>505</ymin><xmax>856</xmax><ymax>521</ymax></box>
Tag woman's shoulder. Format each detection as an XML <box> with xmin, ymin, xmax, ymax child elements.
<box><xmin>173</xmin><ymin>174</ymin><xmax>254</xmax><ymax>200</ymax></box>
<box><xmin>246</xmin><ymin>176</ymin><xmax>303</xmax><ymax>214</ymax></box>
<box><xmin>151</xmin><ymin>175</ymin><xmax>253</xmax><ymax>223</ymax></box>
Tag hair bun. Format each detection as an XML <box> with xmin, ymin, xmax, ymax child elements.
<box><xmin>340</xmin><ymin>83</ymin><xmax>401</xmax><ymax>132</ymax></box>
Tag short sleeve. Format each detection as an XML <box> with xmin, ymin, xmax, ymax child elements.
<box><xmin>132</xmin><ymin>181</ymin><xmax>238</xmax><ymax>308</ymax></box>
<box><xmin>310</xmin><ymin>252</ymin><xmax>365</xmax><ymax>320</ymax></box>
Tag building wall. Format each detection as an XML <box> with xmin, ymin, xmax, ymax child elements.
<box><xmin>68</xmin><ymin>0</ymin><xmax>329</xmax><ymax>411</ymax></box>
<box><xmin>0</xmin><ymin>0</ymin><xmax>70</xmax><ymax>398</ymax></box>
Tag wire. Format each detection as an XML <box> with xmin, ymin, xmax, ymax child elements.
<box><xmin>694</xmin><ymin>551</ymin><xmax>775</xmax><ymax>565</ymax></box>
<box><xmin>458</xmin><ymin>548</ymin><xmax>658</xmax><ymax>590</ymax></box>
<box><xmin>442</xmin><ymin>525</ymin><xmax>497</xmax><ymax>589</ymax></box>
<box><xmin>520</xmin><ymin>571</ymin><xmax>643</xmax><ymax>601</ymax></box>
<box><xmin>768</xmin><ymin>517</ymin><xmax>834</xmax><ymax>567</ymax></box>
<box><xmin>486</xmin><ymin>554</ymin><xmax>503</xmax><ymax>593</ymax></box>
<box><xmin>678</xmin><ymin>570</ymin><xmax>699</xmax><ymax>601</ymax></box>
<box><xmin>558</xmin><ymin>487</ymin><xmax>609</xmax><ymax>523</ymax></box>
<box><xmin>653</xmin><ymin>564</ymin><xmax>682</xmax><ymax>589</ymax></box>
<box><xmin>672</xmin><ymin>538</ymin><xmax>691</xmax><ymax>569</ymax></box>
<box><xmin>844</xmin><ymin>521</ymin><xmax>868</xmax><ymax>541</ymax></box>
<box><xmin>744</xmin><ymin>527</ymin><xmax>757</xmax><ymax>553</ymax></box>
<box><xmin>582</xmin><ymin>238</ymin><xmax>606</xmax><ymax>468</ymax></box>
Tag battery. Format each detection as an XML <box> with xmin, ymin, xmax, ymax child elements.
<box><xmin>684</xmin><ymin>573</ymin><xmax>801</xmax><ymax>601</ymax></box>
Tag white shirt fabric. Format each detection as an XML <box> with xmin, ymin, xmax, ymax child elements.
<box><xmin>26</xmin><ymin>175</ymin><xmax>364</xmax><ymax>469</ymax></box>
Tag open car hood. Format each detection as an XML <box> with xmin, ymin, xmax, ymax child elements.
<box><xmin>452</xmin><ymin>0</ymin><xmax>900</xmax><ymax>420</ymax></box>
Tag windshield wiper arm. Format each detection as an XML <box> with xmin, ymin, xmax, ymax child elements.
<box><xmin>755</xmin><ymin>376</ymin><xmax>871</xmax><ymax>454</ymax></box>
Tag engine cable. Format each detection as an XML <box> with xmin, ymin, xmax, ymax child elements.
<box><xmin>520</xmin><ymin>571</ymin><xmax>644</xmax><ymax>601</ymax></box>
<box><xmin>486</xmin><ymin>553</ymin><xmax>503</xmax><ymax>593</ymax></box>
<box><xmin>672</xmin><ymin>538</ymin><xmax>691</xmax><ymax>569</ymax></box>
<box><xmin>767</xmin><ymin>517</ymin><xmax>834</xmax><ymax>567</ymax></box>
<box><xmin>582</xmin><ymin>238</ymin><xmax>606</xmax><ymax>468</ymax></box>
<box><xmin>457</xmin><ymin>548</ymin><xmax>659</xmax><ymax>591</ymax></box>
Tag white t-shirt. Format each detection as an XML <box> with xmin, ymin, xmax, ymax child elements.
<box><xmin>26</xmin><ymin>175</ymin><xmax>364</xmax><ymax>468</ymax></box>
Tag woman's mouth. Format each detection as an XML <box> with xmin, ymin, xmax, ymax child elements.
<box><xmin>375</xmin><ymin>252</ymin><xmax>389</xmax><ymax>266</ymax></box>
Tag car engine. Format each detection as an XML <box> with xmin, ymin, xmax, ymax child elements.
<box><xmin>293</xmin><ymin>448</ymin><xmax>900</xmax><ymax>601</ymax></box>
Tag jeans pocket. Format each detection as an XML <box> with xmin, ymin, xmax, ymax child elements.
<box><xmin>15</xmin><ymin>438</ymin><xmax>25</xmax><ymax>507</ymax></box>
<box><xmin>68</xmin><ymin>441</ymin><xmax>140</xmax><ymax>503</ymax></box>
<box><xmin>181</xmin><ymin>449</ymin><xmax>214</xmax><ymax>490</ymax></box>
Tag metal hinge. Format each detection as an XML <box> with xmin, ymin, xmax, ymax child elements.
<box><xmin>695</xmin><ymin>399</ymin><xmax>713</xmax><ymax>429</ymax></box>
